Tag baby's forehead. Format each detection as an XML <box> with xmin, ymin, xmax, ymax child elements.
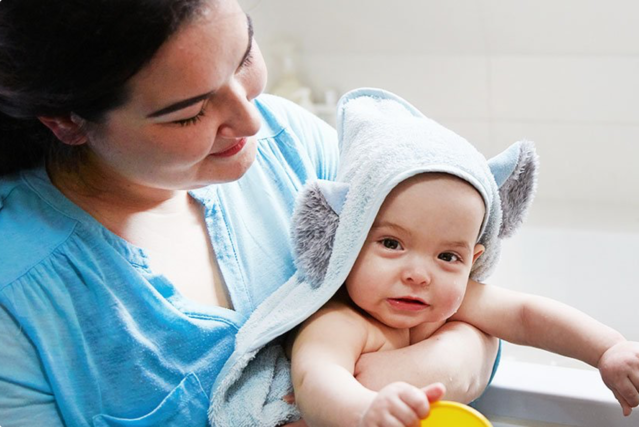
<box><xmin>379</xmin><ymin>172</ymin><xmax>487</xmax><ymax>232</ymax></box>
<box><xmin>392</xmin><ymin>172</ymin><xmax>485</xmax><ymax>203</ymax></box>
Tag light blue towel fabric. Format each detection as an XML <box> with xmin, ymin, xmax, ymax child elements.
<box><xmin>208</xmin><ymin>88</ymin><xmax>538</xmax><ymax>426</ymax></box>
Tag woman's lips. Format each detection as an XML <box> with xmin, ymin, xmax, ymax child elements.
<box><xmin>211</xmin><ymin>137</ymin><xmax>247</xmax><ymax>158</ymax></box>
<box><xmin>387</xmin><ymin>297</ymin><xmax>429</xmax><ymax>311</ymax></box>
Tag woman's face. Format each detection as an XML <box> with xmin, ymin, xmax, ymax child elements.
<box><xmin>84</xmin><ymin>0</ymin><xmax>267</xmax><ymax>191</ymax></box>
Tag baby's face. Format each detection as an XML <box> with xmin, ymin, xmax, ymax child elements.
<box><xmin>345</xmin><ymin>174</ymin><xmax>485</xmax><ymax>330</ymax></box>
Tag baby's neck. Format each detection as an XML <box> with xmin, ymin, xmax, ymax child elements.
<box><xmin>409</xmin><ymin>320</ymin><xmax>447</xmax><ymax>345</ymax></box>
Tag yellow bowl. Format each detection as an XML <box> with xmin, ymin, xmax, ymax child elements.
<box><xmin>421</xmin><ymin>401</ymin><xmax>492</xmax><ymax>426</ymax></box>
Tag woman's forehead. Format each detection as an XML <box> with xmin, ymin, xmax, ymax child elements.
<box><xmin>121</xmin><ymin>0</ymin><xmax>248</xmax><ymax>113</ymax></box>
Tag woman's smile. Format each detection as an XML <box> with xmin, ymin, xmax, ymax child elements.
<box><xmin>211</xmin><ymin>137</ymin><xmax>248</xmax><ymax>158</ymax></box>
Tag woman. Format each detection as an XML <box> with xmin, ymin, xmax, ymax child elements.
<box><xmin>0</xmin><ymin>0</ymin><xmax>498</xmax><ymax>425</ymax></box>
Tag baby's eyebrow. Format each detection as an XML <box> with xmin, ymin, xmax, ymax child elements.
<box><xmin>444</xmin><ymin>240</ymin><xmax>473</xmax><ymax>252</ymax></box>
<box><xmin>370</xmin><ymin>221</ymin><xmax>410</xmax><ymax>235</ymax></box>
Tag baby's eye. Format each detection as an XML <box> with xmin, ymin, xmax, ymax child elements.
<box><xmin>380</xmin><ymin>238</ymin><xmax>402</xmax><ymax>250</ymax></box>
<box><xmin>438</xmin><ymin>252</ymin><xmax>459</xmax><ymax>262</ymax></box>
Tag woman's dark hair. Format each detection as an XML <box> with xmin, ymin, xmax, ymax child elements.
<box><xmin>0</xmin><ymin>0</ymin><xmax>206</xmax><ymax>176</ymax></box>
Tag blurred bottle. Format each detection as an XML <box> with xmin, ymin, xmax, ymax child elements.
<box><xmin>270</xmin><ymin>42</ymin><xmax>316</xmax><ymax>113</ymax></box>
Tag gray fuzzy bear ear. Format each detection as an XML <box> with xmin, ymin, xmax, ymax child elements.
<box><xmin>488</xmin><ymin>140</ymin><xmax>539</xmax><ymax>239</ymax></box>
<box><xmin>291</xmin><ymin>180</ymin><xmax>349</xmax><ymax>287</ymax></box>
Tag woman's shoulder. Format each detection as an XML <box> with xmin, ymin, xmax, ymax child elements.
<box><xmin>0</xmin><ymin>171</ymin><xmax>79</xmax><ymax>288</ymax></box>
<box><xmin>254</xmin><ymin>93</ymin><xmax>336</xmax><ymax>141</ymax></box>
<box><xmin>252</xmin><ymin>94</ymin><xmax>339</xmax><ymax>181</ymax></box>
<box><xmin>254</xmin><ymin>93</ymin><xmax>313</xmax><ymax>127</ymax></box>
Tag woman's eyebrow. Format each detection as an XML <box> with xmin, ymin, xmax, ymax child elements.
<box><xmin>147</xmin><ymin>14</ymin><xmax>253</xmax><ymax>119</ymax></box>
<box><xmin>147</xmin><ymin>91</ymin><xmax>214</xmax><ymax>118</ymax></box>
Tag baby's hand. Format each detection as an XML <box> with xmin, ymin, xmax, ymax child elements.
<box><xmin>598</xmin><ymin>341</ymin><xmax>639</xmax><ymax>416</ymax></box>
<box><xmin>359</xmin><ymin>382</ymin><xmax>445</xmax><ymax>427</ymax></box>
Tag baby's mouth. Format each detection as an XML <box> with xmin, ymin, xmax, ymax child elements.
<box><xmin>387</xmin><ymin>297</ymin><xmax>429</xmax><ymax>311</ymax></box>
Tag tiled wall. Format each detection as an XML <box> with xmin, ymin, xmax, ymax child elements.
<box><xmin>247</xmin><ymin>0</ymin><xmax>639</xmax><ymax>222</ymax></box>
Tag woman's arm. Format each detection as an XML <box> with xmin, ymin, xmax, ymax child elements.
<box><xmin>353</xmin><ymin>320</ymin><xmax>499</xmax><ymax>403</ymax></box>
<box><xmin>0</xmin><ymin>304</ymin><xmax>66</xmax><ymax>427</ymax></box>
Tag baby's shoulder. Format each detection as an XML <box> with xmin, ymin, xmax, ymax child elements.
<box><xmin>309</xmin><ymin>299</ymin><xmax>368</xmax><ymax>325</ymax></box>
<box><xmin>298</xmin><ymin>299</ymin><xmax>376</xmax><ymax>339</ymax></box>
<box><xmin>307</xmin><ymin>299</ymin><xmax>408</xmax><ymax>352</ymax></box>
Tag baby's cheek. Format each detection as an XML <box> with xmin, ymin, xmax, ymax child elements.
<box><xmin>439</xmin><ymin>286</ymin><xmax>466</xmax><ymax>317</ymax></box>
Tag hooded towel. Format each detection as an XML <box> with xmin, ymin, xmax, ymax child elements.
<box><xmin>208</xmin><ymin>88</ymin><xmax>538</xmax><ymax>426</ymax></box>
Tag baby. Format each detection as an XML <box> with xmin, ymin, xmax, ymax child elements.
<box><xmin>288</xmin><ymin>88</ymin><xmax>639</xmax><ymax>427</ymax></box>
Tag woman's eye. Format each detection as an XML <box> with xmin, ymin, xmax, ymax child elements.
<box><xmin>239</xmin><ymin>49</ymin><xmax>254</xmax><ymax>69</ymax></box>
<box><xmin>380</xmin><ymin>238</ymin><xmax>402</xmax><ymax>250</ymax></box>
<box><xmin>438</xmin><ymin>252</ymin><xmax>459</xmax><ymax>262</ymax></box>
<box><xmin>174</xmin><ymin>109</ymin><xmax>205</xmax><ymax>127</ymax></box>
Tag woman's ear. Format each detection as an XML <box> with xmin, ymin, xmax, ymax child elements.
<box><xmin>38</xmin><ymin>114</ymin><xmax>88</xmax><ymax>146</ymax></box>
<box><xmin>472</xmin><ymin>244</ymin><xmax>485</xmax><ymax>264</ymax></box>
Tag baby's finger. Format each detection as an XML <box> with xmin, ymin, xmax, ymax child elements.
<box><xmin>612</xmin><ymin>389</ymin><xmax>633</xmax><ymax>417</ymax></box>
<box><xmin>616</xmin><ymin>377</ymin><xmax>639</xmax><ymax>409</ymax></box>
<box><xmin>422</xmin><ymin>382</ymin><xmax>446</xmax><ymax>403</ymax></box>
<box><xmin>374</xmin><ymin>413</ymin><xmax>407</xmax><ymax>427</ymax></box>
<box><xmin>395</xmin><ymin>385</ymin><xmax>430</xmax><ymax>422</ymax></box>
<box><xmin>629</xmin><ymin>370</ymin><xmax>639</xmax><ymax>404</ymax></box>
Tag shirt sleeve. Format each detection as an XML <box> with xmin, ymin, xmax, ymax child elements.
<box><xmin>259</xmin><ymin>94</ymin><xmax>340</xmax><ymax>182</ymax></box>
<box><xmin>291</xmin><ymin>105</ymin><xmax>339</xmax><ymax>181</ymax></box>
<box><xmin>0</xmin><ymin>304</ymin><xmax>65</xmax><ymax>427</ymax></box>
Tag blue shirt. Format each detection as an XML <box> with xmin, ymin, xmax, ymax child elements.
<box><xmin>0</xmin><ymin>95</ymin><xmax>339</xmax><ymax>427</ymax></box>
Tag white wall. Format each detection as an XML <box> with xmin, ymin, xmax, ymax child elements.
<box><xmin>244</xmin><ymin>0</ymin><xmax>639</xmax><ymax>366</ymax></box>
<box><xmin>492</xmin><ymin>224</ymin><xmax>639</xmax><ymax>369</ymax></box>
<box><xmin>245</xmin><ymin>0</ymin><xmax>639</xmax><ymax>210</ymax></box>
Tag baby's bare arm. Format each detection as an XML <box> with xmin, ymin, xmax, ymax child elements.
<box><xmin>290</xmin><ymin>302</ymin><xmax>376</xmax><ymax>426</ymax></box>
<box><xmin>291</xmin><ymin>301</ymin><xmax>452</xmax><ymax>426</ymax></box>
<box><xmin>354</xmin><ymin>321</ymin><xmax>499</xmax><ymax>403</ymax></box>
<box><xmin>454</xmin><ymin>280</ymin><xmax>625</xmax><ymax>366</ymax></box>
<box><xmin>454</xmin><ymin>280</ymin><xmax>639</xmax><ymax>415</ymax></box>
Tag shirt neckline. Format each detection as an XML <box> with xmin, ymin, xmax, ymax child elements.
<box><xmin>23</xmin><ymin>166</ymin><xmax>152</xmax><ymax>266</ymax></box>
<box><xmin>21</xmin><ymin>166</ymin><xmax>246</xmax><ymax>323</ymax></box>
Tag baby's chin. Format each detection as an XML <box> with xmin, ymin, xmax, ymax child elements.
<box><xmin>380</xmin><ymin>315</ymin><xmax>440</xmax><ymax>331</ymax></box>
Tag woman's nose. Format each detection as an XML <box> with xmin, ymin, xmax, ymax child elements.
<box><xmin>217</xmin><ymin>82</ymin><xmax>262</xmax><ymax>139</ymax></box>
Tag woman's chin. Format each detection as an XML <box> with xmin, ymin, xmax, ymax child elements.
<box><xmin>200</xmin><ymin>137</ymin><xmax>258</xmax><ymax>184</ymax></box>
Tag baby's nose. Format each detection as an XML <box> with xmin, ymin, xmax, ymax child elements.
<box><xmin>401</xmin><ymin>263</ymin><xmax>431</xmax><ymax>286</ymax></box>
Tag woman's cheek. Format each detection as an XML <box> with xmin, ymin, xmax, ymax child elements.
<box><xmin>157</xmin><ymin>128</ymin><xmax>215</xmax><ymax>161</ymax></box>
